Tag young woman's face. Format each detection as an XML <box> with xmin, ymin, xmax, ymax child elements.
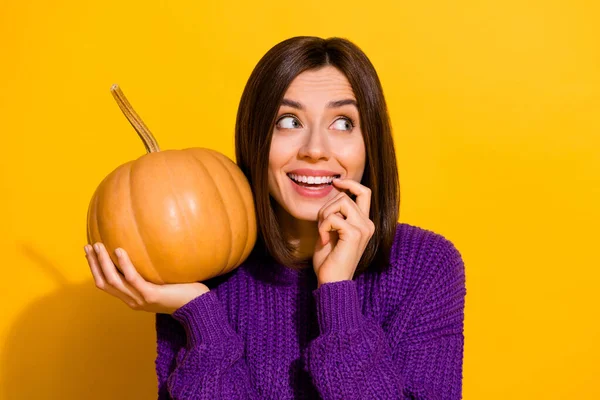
<box><xmin>268</xmin><ymin>66</ymin><xmax>366</xmax><ymax>222</ymax></box>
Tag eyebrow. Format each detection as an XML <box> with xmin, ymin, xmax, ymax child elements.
<box><xmin>280</xmin><ymin>98</ymin><xmax>358</xmax><ymax>110</ymax></box>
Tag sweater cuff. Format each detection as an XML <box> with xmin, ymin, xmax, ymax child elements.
<box><xmin>172</xmin><ymin>291</ymin><xmax>238</xmax><ymax>348</ymax></box>
<box><xmin>313</xmin><ymin>280</ymin><xmax>363</xmax><ymax>335</ymax></box>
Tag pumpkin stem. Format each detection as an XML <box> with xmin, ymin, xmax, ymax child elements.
<box><xmin>110</xmin><ymin>84</ymin><xmax>160</xmax><ymax>153</ymax></box>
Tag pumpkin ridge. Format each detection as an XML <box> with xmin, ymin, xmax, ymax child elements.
<box><xmin>205</xmin><ymin>150</ymin><xmax>252</xmax><ymax>271</ymax></box>
<box><xmin>160</xmin><ymin>151</ymin><xmax>204</xmax><ymax>281</ymax></box>
<box><xmin>127</xmin><ymin>162</ymin><xmax>163</xmax><ymax>284</ymax></box>
<box><xmin>87</xmin><ymin>186</ymin><xmax>99</xmax><ymax>246</ymax></box>
<box><xmin>189</xmin><ymin>150</ymin><xmax>234</xmax><ymax>276</ymax></box>
<box><xmin>90</xmin><ymin>186</ymin><xmax>103</xmax><ymax>252</ymax></box>
<box><xmin>94</xmin><ymin>174</ymin><xmax>115</xmax><ymax>268</ymax></box>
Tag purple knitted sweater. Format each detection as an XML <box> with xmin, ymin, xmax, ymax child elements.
<box><xmin>154</xmin><ymin>222</ymin><xmax>466</xmax><ymax>399</ymax></box>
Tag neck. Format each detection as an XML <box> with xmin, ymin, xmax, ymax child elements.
<box><xmin>275</xmin><ymin>204</ymin><xmax>319</xmax><ymax>262</ymax></box>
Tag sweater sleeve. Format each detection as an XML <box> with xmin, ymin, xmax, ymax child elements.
<box><xmin>154</xmin><ymin>291</ymin><xmax>260</xmax><ymax>400</ymax></box>
<box><xmin>303</xmin><ymin>241</ymin><xmax>466</xmax><ymax>400</ymax></box>
<box><xmin>155</xmin><ymin>312</ymin><xmax>185</xmax><ymax>400</ymax></box>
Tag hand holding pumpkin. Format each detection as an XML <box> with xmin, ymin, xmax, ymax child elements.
<box><xmin>85</xmin><ymin>242</ymin><xmax>209</xmax><ymax>314</ymax></box>
<box><xmin>312</xmin><ymin>178</ymin><xmax>375</xmax><ymax>288</ymax></box>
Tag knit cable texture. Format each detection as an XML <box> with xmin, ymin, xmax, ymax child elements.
<box><xmin>154</xmin><ymin>222</ymin><xmax>467</xmax><ymax>399</ymax></box>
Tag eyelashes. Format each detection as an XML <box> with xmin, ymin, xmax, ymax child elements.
<box><xmin>275</xmin><ymin>114</ymin><xmax>357</xmax><ymax>130</ymax></box>
<box><xmin>276</xmin><ymin>114</ymin><xmax>301</xmax><ymax>129</ymax></box>
<box><xmin>340</xmin><ymin>115</ymin><xmax>357</xmax><ymax>127</ymax></box>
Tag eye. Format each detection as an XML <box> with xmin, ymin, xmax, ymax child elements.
<box><xmin>276</xmin><ymin>115</ymin><xmax>302</xmax><ymax>129</ymax></box>
<box><xmin>330</xmin><ymin>117</ymin><xmax>354</xmax><ymax>131</ymax></box>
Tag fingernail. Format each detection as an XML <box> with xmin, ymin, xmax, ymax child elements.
<box><xmin>93</xmin><ymin>243</ymin><xmax>100</xmax><ymax>252</ymax></box>
<box><xmin>115</xmin><ymin>248</ymin><xmax>122</xmax><ymax>257</ymax></box>
<box><xmin>84</xmin><ymin>245</ymin><xmax>90</xmax><ymax>255</ymax></box>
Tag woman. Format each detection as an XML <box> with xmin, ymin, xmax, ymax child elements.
<box><xmin>84</xmin><ymin>36</ymin><xmax>466</xmax><ymax>399</ymax></box>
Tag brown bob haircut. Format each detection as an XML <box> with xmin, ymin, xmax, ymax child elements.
<box><xmin>235</xmin><ymin>36</ymin><xmax>400</xmax><ymax>275</ymax></box>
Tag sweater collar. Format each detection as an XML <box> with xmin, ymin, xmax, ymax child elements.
<box><xmin>244</xmin><ymin>252</ymin><xmax>314</xmax><ymax>286</ymax></box>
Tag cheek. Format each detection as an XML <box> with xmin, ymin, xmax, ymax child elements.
<box><xmin>268</xmin><ymin>138</ymin><xmax>290</xmax><ymax>193</ymax></box>
<box><xmin>336</xmin><ymin>142</ymin><xmax>366</xmax><ymax>174</ymax></box>
<box><xmin>267</xmin><ymin>161</ymin><xmax>280</xmax><ymax>197</ymax></box>
<box><xmin>268</xmin><ymin>135</ymin><xmax>298</xmax><ymax>171</ymax></box>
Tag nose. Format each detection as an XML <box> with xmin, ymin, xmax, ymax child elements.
<box><xmin>298</xmin><ymin>127</ymin><xmax>330</xmax><ymax>161</ymax></box>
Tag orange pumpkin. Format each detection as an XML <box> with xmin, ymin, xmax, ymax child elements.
<box><xmin>86</xmin><ymin>85</ymin><xmax>257</xmax><ymax>284</ymax></box>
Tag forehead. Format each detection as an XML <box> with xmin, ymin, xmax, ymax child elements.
<box><xmin>283</xmin><ymin>66</ymin><xmax>356</xmax><ymax>101</ymax></box>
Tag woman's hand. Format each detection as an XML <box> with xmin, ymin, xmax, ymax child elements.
<box><xmin>312</xmin><ymin>178</ymin><xmax>375</xmax><ymax>287</ymax></box>
<box><xmin>84</xmin><ymin>243</ymin><xmax>210</xmax><ymax>314</ymax></box>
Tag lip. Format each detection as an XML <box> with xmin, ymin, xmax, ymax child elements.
<box><xmin>287</xmin><ymin>175</ymin><xmax>335</xmax><ymax>198</ymax></box>
<box><xmin>287</xmin><ymin>169</ymin><xmax>342</xmax><ymax>177</ymax></box>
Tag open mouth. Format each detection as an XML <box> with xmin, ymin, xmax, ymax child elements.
<box><xmin>286</xmin><ymin>173</ymin><xmax>341</xmax><ymax>188</ymax></box>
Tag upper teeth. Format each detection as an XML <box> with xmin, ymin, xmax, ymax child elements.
<box><xmin>288</xmin><ymin>174</ymin><xmax>337</xmax><ymax>184</ymax></box>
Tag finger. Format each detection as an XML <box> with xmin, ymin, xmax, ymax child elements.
<box><xmin>93</xmin><ymin>242</ymin><xmax>124</xmax><ymax>287</ymax></box>
<box><xmin>319</xmin><ymin>213</ymin><xmax>344</xmax><ymax>246</ymax></box>
<box><xmin>332</xmin><ymin>178</ymin><xmax>372</xmax><ymax>215</ymax></box>
<box><xmin>86</xmin><ymin>245</ymin><xmax>138</xmax><ymax>306</ymax></box>
<box><xmin>93</xmin><ymin>243</ymin><xmax>144</xmax><ymax>305</ymax></box>
<box><xmin>115</xmin><ymin>247</ymin><xmax>155</xmax><ymax>301</ymax></box>
<box><xmin>317</xmin><ymin>192</ymin><xmax>345</xmax><ymax>224</ymax></box>
<box><xmin>85</xmin><ymin>244</ymin><xmax>108</xmax><ymax>290</ymax></box>
<box><xmin>320</xmin><ymin>197</ymin><xmax>374</xmax><ymax>244</ymax></box>
<box><xmin>320</xmin><ymin>194</ymin><xmax>362</xmax><ymax>225</ymax></box>
<box><xmin>318</xmin><ymin>213</ymin><xmax>361</xmax><ymax>246</ymax></box>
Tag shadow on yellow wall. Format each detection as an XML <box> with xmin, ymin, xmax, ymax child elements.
<box><xmin>3</xmin><ymin>243</ymin><xmax>156</xmax><ymax>399</ymax></box>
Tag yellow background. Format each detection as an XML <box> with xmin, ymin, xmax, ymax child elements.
<box><xmin>1</xmin><ymin>0</ymin><xmax>599</xmax><ymax>398</ymax></box>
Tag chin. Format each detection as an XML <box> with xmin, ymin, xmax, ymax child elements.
<box><xmin>272</xmin><ymin>186</ymin><xmax>337</xmax><ymax>222</ymax></box>
<box><xmin>280</xmin><ymin>202</ymin><xmax>321</xmax><ymax>222</ymax></box>
<box><xmin>288</xmin><ymin>205</ymin><xmax>320</xmax><ymax>222</ymax></box>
